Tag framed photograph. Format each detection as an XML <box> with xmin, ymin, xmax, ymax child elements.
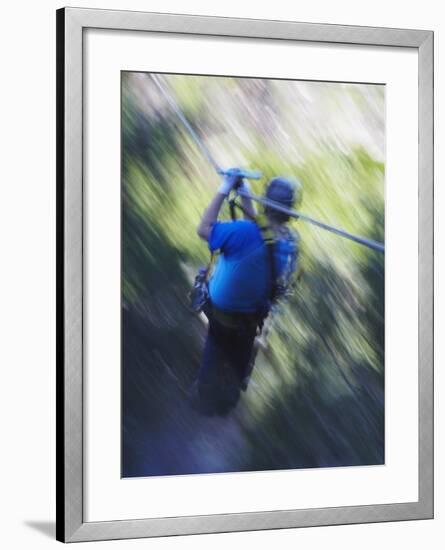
<box><xmin>56</xmin><ymin>7</ymin><xmax>434</xmax><ymax>543</ymax></box>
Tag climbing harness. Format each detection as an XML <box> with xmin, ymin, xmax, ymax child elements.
<box><xmin>149</xmin><ymin>73</ymin><xmax>384</xmax><ymax>254</ymax></box>
<box><xmin>189</xmin><ymin>254</ymin><xmax>216</xmax><ymax>313</ymax></box>
<box><xmin>192</xmin><ymin>197</ymin><xmax>289</xmax><ymax>336</ymax></box>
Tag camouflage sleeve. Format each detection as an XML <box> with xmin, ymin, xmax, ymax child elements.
<box><xmin>276</xmin><ymin>231</ymin><xmax>300</xmax><ymax>299</ymax></box>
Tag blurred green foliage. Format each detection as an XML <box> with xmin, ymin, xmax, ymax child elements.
<box><xmin>122</xmin><ymin>73</ymin><xmax>385</xmax><ymax>476</ymax></box>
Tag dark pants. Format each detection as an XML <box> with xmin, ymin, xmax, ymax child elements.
<box><xmin>192</xmin><ymin>306</ymin><xmax>260</xmax><ymax>416</ymax></box>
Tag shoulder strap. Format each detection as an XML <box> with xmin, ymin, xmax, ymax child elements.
<box><xmin>255</xmin><ymin>213</ymin><xmax>277</xmax><ymax>302</ymax></box>
<box><xmin>205</xmin><ymin>252</ymin><xmax>216</xmax><ymax>281</ymax></box>
<box><xmin>228</xmin><ymin>197</ymin><xmax>237</xmax><ymax>221</ymax></box>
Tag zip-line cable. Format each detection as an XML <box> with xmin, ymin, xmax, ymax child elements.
<box><xmin>236</xmin><ymin>190</ymin><xmax>385</xmax><ymax>253</ymax></box>
<box><xmin>150</xmin><ymin>74</ymin><xmax>262</xmax><ymax>181</ymax></box>
<box><xmin>148</xmin><ymin>73</ymin><xmax>385</xmax><ymax>254</ymax></box>
<box><xmin>151</xmin><ymin>74</ymin><xmax>221</xmax><ymax>174</ymax></box>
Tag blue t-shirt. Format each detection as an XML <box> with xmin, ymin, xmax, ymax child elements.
<box><xmin>208</xmin><ymin>220</ymin><xmax>298</xmax><ymax>313</ymax></box>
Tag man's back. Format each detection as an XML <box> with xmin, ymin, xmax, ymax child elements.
<box><xmin>208</xmin><ymin>220</ymin><xmax>298</xmax><ymax>313</ymax></box>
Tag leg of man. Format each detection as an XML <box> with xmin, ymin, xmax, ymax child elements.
<box><xmin>213</xmin><ymin>321</ymin><xmax>258</xmax><ymax>413</ymax></box>
<box><xmin>225</xmin><ymin>322</ymin><xmax>258</xmax><ymax>389</ymax></box>
<box><xmin>191</xmin><ymin>310</ymin><xmax>260</xmax><ymax>415</ymax></box>
<box><xmin>193</xmin><ymin>312</ymin><xmax>237</xmax><ymax>415</ymax></box>
<box><xmin>194</xmin><ymin>314</ymin><xmax>258</xmax><ymax>415</ymax></box>
<box><xmin>210</xmin><ymin>316</ymin><xmax>258</xmax><ymax>401</ymax></box>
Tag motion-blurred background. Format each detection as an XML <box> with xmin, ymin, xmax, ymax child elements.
<box><xmin>121</xmin><ymin>72</ymin><xmax>385</xmax><ymax>477</ymax></box>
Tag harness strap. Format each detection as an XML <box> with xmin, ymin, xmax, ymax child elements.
<box><xmin>254</xmin><ymin>213</ymin><xmax>278</xmax><ymax>302</ymax></box>
<box><xmin>211</xmin><ymin>306</ymin><xmax>263</xmax><ymax>329</ymax></box>
<box><xmin>228</xmin><ymin>198</ymin><xmax>237</xmax><ymax>221</ymax></box>
<box><xmin>205</xmin><ymin>253</ymin><xmax>216</xmax><ymax>281</ymax></box>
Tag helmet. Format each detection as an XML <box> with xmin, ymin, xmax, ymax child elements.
<box><xmin>265</xmin><ymin>177</ymin><xmax>302</xmax><ymax>209</ymax></box>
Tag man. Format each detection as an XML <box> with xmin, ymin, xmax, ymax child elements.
<box><xmin>192</xmin><ymin>169</ymin><xmax>301</xmax><ymax>416</ymax></box>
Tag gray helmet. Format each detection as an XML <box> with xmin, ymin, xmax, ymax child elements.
<box><xmin>265</xmin><ymin>177</ymin><xmax>302</xmax><ymax>209</ymax></box>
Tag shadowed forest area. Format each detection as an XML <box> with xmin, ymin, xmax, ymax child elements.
<box><xmin>121</xmin><ymin>72</ymin><xmax>385</xmax><ymax>477</ymax></box>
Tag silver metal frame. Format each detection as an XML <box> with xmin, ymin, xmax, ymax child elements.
<box><xmin>56</xmin><ymin>7</ymin><xmax>434</xmax><ymax>543</ymax></box>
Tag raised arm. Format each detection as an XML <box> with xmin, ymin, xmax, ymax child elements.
<box><xmin>197</xmin><ymin>192</ymin><xmax>226</xmax><ymax>241</ymax></box>
<box><xmin>239</xmin><ymin>181</ymin><xmax>257</xmax><ymax>219</ymax></box>
<box><xmin>196</xmin><ymin>169</ymin><xmax>244</xmax><ymax>241</ymax></box>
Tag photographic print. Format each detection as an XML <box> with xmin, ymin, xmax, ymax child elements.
<box><xmin>121</xmin><ymin>72</ymin><xmax>385</xmax><ymax>478</ymax></box>
<box><xmin>56</xmin><ymin>10</ymin><xmax>433</xmax><ymax>540</ymax></box>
